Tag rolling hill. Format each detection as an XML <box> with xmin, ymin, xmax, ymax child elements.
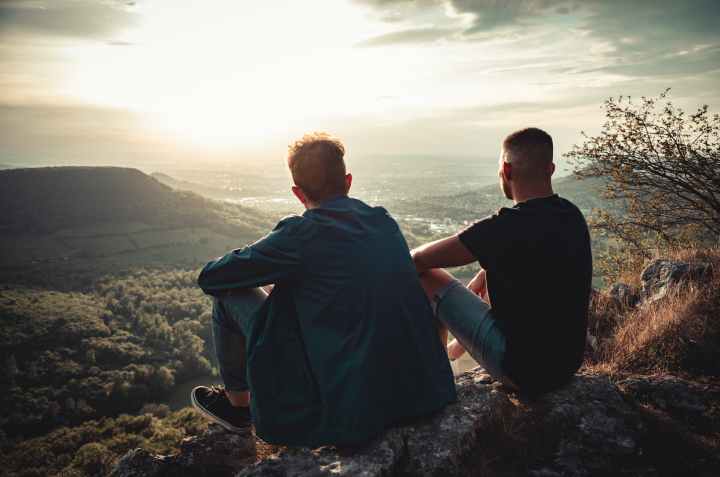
<box><xmin>0</xmin><ymin>167</ymin><xmax>279</xmax><ymax>237</ymax></box>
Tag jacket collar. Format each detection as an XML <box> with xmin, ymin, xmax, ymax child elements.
<box><xmin>318</xmin><ymin>193</ymin><xmax>349</xmax><ymax>207</ymax></box>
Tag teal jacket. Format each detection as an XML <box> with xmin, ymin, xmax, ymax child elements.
<box><xmin>198</xmin><ymin>194</ymin><xmax>456</xmax><ymax>447</ymax></box>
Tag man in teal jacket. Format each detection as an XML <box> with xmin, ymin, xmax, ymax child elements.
<box><xmin>192</xmin><ymin>132</ymin><xmax>456</xmax><ymax>447</ymax></box>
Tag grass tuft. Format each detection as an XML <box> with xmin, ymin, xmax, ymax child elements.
<box><xmin>583</xmin><ymin>248</ymin><xmax>720</xmax><ymax>383</ymax></box>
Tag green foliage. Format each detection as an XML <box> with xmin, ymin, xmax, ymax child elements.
<box><xmin>565</xmin><ymin>91</ymin><xmax>720</xmax><ymax>283</ymax></box>
<box><xmin>0</xmin><ymin>261</ymin><xmax>215</xmax><ymax>439</ymax></box>
<box><xmin>139</xmin><ymin>402</ymin><xmax>171</xmax><ymax>418</ymax></box>
<box><xmin>0</xmin><ymin>166</ymin><xmax>279</xmax><ymax>237</ymax></box>
<box><xmin>396</xmin><ymin>221</ymin><xmax>444</xmax><ymax>250</ymax></box>
<box><xmin>0</xmin><ymin>408</ymin><xmax>208</xmax><ymax>477</ymax></box>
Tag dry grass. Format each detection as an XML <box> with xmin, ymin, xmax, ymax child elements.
<box><xmin>459</xmin><ymin>391</ymin><xmax>561</xmax><ymax>477</ymax></box>
<box><xmin>582</xmin><ymin>248</ymin><xmax>720</xmax><ymax>383</ymax></box>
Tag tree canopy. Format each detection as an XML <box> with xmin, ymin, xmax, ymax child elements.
<box><xmin>565</xmin><ymin>91</ymin><xmax>720</xmax><ymax>282</ymax></box>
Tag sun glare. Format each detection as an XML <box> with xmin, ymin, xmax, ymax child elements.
<box><xmin>66</xmin><ymin>0</ymin><xmax>614</xmax><ymax>151</ymax></box>
<box><xmin>70</xmin><ymin>0</ymin><xmax>397</xmax><ymax>146</ymax></box>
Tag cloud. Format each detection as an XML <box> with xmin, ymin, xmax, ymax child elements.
<box><xmin>355</xmin><ymin>0</ymin><xmax>567</xmax><ymax>32</ymax></box>
<box><xmin>355</xmin><ymin>26</ymin><xmax>451</xmax><ymax>47</ymax></box>
<box><xmin>352</xmin><ymin>0</ymin><xmax>437</xmax><ymax>8</ymax></box>
<box><xmin>376</xmin><ymin>12</ymin><xmax>404</xmax><ymax>23</ymax></box>
<box><xmin>0</xmin><ymin>0</ymin><xmax>141</xmax><ymax>42</ymax></box>
<box><xmin>353</xmin><ymin>0</ymin><xmax>720</xmax><ymax>77</ymax></box>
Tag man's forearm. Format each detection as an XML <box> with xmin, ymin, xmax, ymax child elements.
<box><xmin>410</xmin><ymin>241</ymin><xmax>438</xmax><ymax>274</ymax></box>
<box><xmin>411</xmin><ymin>235</ymin><xmax>477</xmax><ymax>273</ymax></box>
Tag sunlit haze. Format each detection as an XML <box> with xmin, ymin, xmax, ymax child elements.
<box><xmin>1</xmin><ymin>0</ymin><xmax>718</xmax><ymax>165</ymax></box>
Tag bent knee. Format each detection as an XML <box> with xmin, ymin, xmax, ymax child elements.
<box><xmin>418</xmin><ymin>268</ymin><xmax>458</xmax><ymax>301</ymax></box>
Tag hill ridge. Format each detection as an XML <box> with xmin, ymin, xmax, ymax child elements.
<box><xmin>0</xmin><ymin>166</ymin><xmax>279</xmax><ymax>237</ymax></box>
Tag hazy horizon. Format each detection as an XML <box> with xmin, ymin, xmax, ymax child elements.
<box><xmin>0</xmin><ymin>151</ymin><xmax>576</xmax><ymax>182</ymax></box>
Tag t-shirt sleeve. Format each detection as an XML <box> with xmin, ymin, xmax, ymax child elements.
<box><xmin>457</xmin><ymin>210</ymin><xmax>507</xmax><ymax>270</ymax></box>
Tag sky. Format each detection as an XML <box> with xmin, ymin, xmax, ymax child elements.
<box><xmin>0</xmin><ymin>0</ymin><xmax>718</xmax><ymax>166</ymax></box>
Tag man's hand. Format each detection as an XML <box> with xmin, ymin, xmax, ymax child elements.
<box><xmin>468</xmin><ymin>269</ymin><xmax>490</xmax><ymax>305</ymax></box>
<box><xmin>467</xmin><ymin>269</ymin><xmax>486</xmax><ymax>296</ymax></box>
<box><xmin>447</xmin><ymin>338</ymin><xmax>467</xmax><ymax>360</ymax></box>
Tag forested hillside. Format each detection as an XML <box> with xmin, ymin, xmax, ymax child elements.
<box><xmin>0</xmin><ymin>167</ymin><xmax>278</xmax><ymax>237</ymax></box>
<box><xmin>0</xmin><ymin>261</ymin><xmax>214</xmax><ymax>440</ymax></box>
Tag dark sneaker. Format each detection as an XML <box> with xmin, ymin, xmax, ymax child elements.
<box><xmin>191</xmin><ymin>386</ymin><xmax>253</xmax><ymax>434</ymax></box>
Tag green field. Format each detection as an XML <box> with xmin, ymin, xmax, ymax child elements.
<box><xmin>0</xmin><ymin>235</ymin><xmax>75</xmax><ymax>262</ymax></box>
<box><xmin>118</xmin><ymin>241</ymin><xmax>241</xmax><ymax>264</ymax></box>
<box><xmin>55</xmin><ymin>221</ymin><xmax>149</xmax><ymax>238</ymax></box>
<box><xmin>130</xmin><ymin>227</ymin><xmax>239</xmax><ymax>249</ymax></box>
<box><xmin>0</xmin><ymin>222</ymin><xmax>249</xmax><ymax>266</ymax></box>
<box><xmin>65</xmin><ymin>235</ymin><xmax>137</xmax><ymax>255</ymax></box>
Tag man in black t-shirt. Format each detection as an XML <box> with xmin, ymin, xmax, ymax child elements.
<box><xmin>411</xmin><ymin>127</ymin><xmax>591</xmax><ymax>393</ymax></box>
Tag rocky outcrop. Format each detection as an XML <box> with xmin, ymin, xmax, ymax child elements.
<box><xmin>110</xmin><ymin>449</ymin><xmax>171</xmax><ymax>477</ymax></box>
<box><xmin>237</xmin><ymin>368</ymin><xmax>508</xmax><ymax>476</ymax></box>
<box><xmin>640</xmin><ymin>259</ymin><xmax>712</xmax><ymax>305</ymax></box>
<box><xmin>619</xmin><ymin>374</ymin><xmax>720</xmax><ymax>417</ymax></box>
<box><xmin>110</xmin><ymin>369</ymin><xmax>656</xmax><ymax>477</ymax></box>
<box><xmin>534</xmin><ymin>374</ymin><xmax>642</xmax><ymax>476</ymax></box>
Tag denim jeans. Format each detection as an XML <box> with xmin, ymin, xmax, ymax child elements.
<box><xmin>432</xmin><ymin>279</ymin><xmax>521</xmax><ymax>390</ymax></box>
<box><xmin>211</xmin><ymin>288</ymin><xmax>268</xmax><ymax>394</ymax></box>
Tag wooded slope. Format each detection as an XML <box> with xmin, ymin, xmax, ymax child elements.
<box><xmin>0</xmin><ymin>167</ymin><xmax>278</xmax><ymax>237</ymax></box>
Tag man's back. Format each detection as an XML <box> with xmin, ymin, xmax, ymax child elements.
<box><xmin>199</xmin><ymin>194</ymin><xmax>457</xmax><ymax>446</ymax></box>
<box><xmin>458</xmin><ymin>194</ymin><xmax>592</xmax><ymax>392</ymax></box>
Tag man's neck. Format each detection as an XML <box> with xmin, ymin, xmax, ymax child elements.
<box><xmin>512</xmin><ymin>186</ymin><xmax>554</xmax><ymax>204</ymax></box>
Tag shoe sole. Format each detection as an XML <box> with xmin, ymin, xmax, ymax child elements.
<box><xmin>190</xmin><ymin>386</ymin><xmax>253</xmax><ymax>435</ymax></box>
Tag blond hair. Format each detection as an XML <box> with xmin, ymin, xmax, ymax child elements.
<box><xmin>286</xmin><ymin>132</ymin><xmax>347</xmax><ymax>203</ymax></box>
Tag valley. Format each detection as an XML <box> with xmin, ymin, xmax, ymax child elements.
<box><xmin>0</xmin><ymin>165</ymin><xmax>611</xmax><ymax>476</ymax></box>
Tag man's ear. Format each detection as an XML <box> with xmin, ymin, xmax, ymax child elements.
<box><xmin>345</xmin><ymin>173</ymin><xmax>352</xmax><ymax>193</ymax></box>
<box><xmin>502</xmin><ymin>162</ymin><xmax>513</xmax><ymax>181</ymax></box>
<box><xmin>551</xmin><ymin>163</ymin><xmax>556</xmax><ymax>176</ymax></box>
<box><xmin>292</xmin><ymin>186</ymin><xmax>307</xmax><ymax>204</ymax></box>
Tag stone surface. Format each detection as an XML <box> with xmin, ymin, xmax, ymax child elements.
<box><xmin>174</xmin><ymin>423</ymin><xmax>259</xmax><ymax>469</ymax></box>
<box><xmin>109</xmin><ymin>371</ymin><xmax>650</xmax><ymax>477</ymax></box>
<box><xmin>109</xmin><ymin>449</ymin><xmax>171</xmax><ymax>477</ymax></box>
<box><xmin>237</xmin><ymin>367</ymin><xmax>510</xmax><ymax>476</ymax></box>
<box><xmin>619</xmin><ymin>374</ymin><xmax>720</xmax><ymax>416</ymax></box>
<box><xmin>586</xmin><ymin>329</ymin><xmax>599</xmax><ymax>352</ymax></box>
<box><xmin>640</xmin><ymin>259</ymin><xmax>712</xmax><ymax>305</ymax></box>
<box><xmin>610</xmin><ymin>282</ymin><xmax>632</xmax><ymax>300</ymax></box>
<box><xmin>537</xmin><ymin>374</ymin><xmax>642</xmax><ymax>476</ymax></box>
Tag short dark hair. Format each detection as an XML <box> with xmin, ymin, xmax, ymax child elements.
<box><xmin>286</xmin><ymin>132</ymin><xmax>347</xmax><ymax>203</ymax></box>
<box><xmin>502</xmin><ymin>127</ymin><xmax>553</xmax><ymax>174</ymax></box>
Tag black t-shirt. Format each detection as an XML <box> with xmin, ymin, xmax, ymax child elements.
<box><xmin>458</xmin><ymin>194</ymin><xmax>591</xmax><ymax>393</ymax></box>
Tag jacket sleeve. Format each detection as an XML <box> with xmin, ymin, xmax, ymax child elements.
<box><xmin>197</xmin><ymin>218</ymin><xmax>302</xmax><ymax>295</ymax></box>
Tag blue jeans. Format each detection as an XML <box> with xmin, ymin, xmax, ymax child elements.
<box><xmin>432</xmin><ymin>279</ymin><xmax>521</xmax><ymax>390</ymax></box>
<box><xmin>211</xmin><ymin>288</ymin><xmax>268</xmax><ymax>394</ymax></box>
